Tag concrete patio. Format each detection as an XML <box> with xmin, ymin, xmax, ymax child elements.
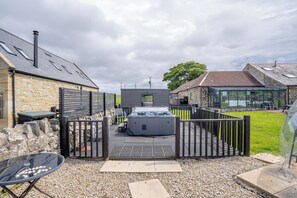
<box><xmin>237</xmin><ymin>162</ymin><xmax>297</xmax><ymax>197</ymax></box>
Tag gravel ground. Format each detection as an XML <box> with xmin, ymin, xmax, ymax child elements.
<box><xmin>14</xmin><ymin>157</ymin><xmax>270</xmax><ymax>198</ymax></box>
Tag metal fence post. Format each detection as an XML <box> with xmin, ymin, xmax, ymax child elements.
<box><xmin>243</xmin><ymin>115</ymin><xmax>250</xmax><ymax>156</ymax></box>
<box><xmin>175</xmin><ymin>116</ymin><xmax>181</xmax><ymax>159</ymax></box>
<box><xmin>60</xmin><ymin>116</ymin><xmax>69</xmax><ymax>158</ymax></box>
<box><xmin>103</xmin><ymin>93</ymin><xmax>106</xmax><ymax>116</ymax></box>
<box><xmin>89</xmin><ymin>91</ymin><xmax>93</xmax><ymax>116</ymax></box>
<box><xmin>102</xmin><ymin>116</ymin><xmax>109</xmax><ymax>160</ymax></box>
<box><xmin>213</xmin><ymin>110</ymin><xmax>218</xmax><ymax>136</ymax></box>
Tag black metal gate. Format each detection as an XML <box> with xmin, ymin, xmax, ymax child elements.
<box><xmin>61</xmin><ymin>117</ymin><xmax>109</xmax><ymax>159</ymax></box>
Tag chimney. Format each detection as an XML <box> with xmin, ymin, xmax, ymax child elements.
<box><xmin>274</xmin><ymin>60</ymin><xmax>277</xmax><ymax>67</ymax></box>
<box><xmin>33</xmin><ymin>30</ymin><xmax>39</xmax><ymax>68</ymax></box>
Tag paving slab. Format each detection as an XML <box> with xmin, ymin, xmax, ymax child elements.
<box><xmin>100</xmin><ymin>160</ymin><xmax>182</xmax><ymax>173</ymax></box>
<box><xmin>129</xmin><ymin>179</ymin><xmax>170</xmax><ymax>198</ymax></box>
<box><xmin>253</xmin><ymin>153</ymin><xmax>283</xmax><ymax>164</ymax></box>
<box><xmin>275</xmin><ymin>184</ymin><xmax>297</xmax><ymax>198</ymax></box>
<box><xmin>237</xmin><ymin>164</ymin><xmax>297</xmax><ymax>197</ymax></box>
<box><xmin>154</xmin><ymin>160</ymin><xmax>182</xmax><ymax>172</ymax></box>
<box><xmin>100</xmin><ymin>160</ymin><xmax>130</xmax><ymax>172</ymax></box>
<box><xmin>128</xmin><ymin>161</ymin><xmax>155</xmax><ymax>172</ymax></box>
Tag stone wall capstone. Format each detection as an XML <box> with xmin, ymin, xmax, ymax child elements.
<box><xmin>0</xmin><ymin>118</ymin><xmax>60</xmax><ymax>161</ymax></box>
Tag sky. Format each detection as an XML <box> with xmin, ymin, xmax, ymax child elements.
<box><xmin>0</xmin><ymin>0</ymin><xmax>297</xmax><ymax>93</ymax></box>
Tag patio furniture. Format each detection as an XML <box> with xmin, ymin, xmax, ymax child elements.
<box><xmin>261</xmin><ymin>102</ymin><xmax>274</xmax><ymax>110</ymax></box>
<box><xmin>18</xmin><ymin>111</ymin><xmax>56</xmax><ymax>124</ymax></box>
<box><xmin>0</xmin><ymin>153</ymin><xmax>64</xmax><ymax>198</ymax></box>
<box><xmin>118</xmin><ymin>118</ymin><xmax>128</xmax><ymax>132</ymax></box>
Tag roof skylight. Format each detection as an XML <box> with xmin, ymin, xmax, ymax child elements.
<box><xmin>50</xmin><ymin>61</ymin><xmax>62</xmax><ymax>71</ymax></box>
<box><xmin>76</xmin><ymin>71</ymin><xmax>85</xmax><ymax>79</ymax></box>
<box><xmin>261</xmin><ymin>67</ymin><xmax>274</xmax><ymax>71</ymax></box>
<box><xmin>80</xmin><ymin>72</ymin><xmax>89</xmax><ymax>80</ymax></box>
<box><xmin>15</xmin><ymin>47</ymin><xmax>31</xmax><ymax>60</ymax></box>
<box><xmin>283</xmin><ymin>74</ymin><xmax>297</xmax><ymax>78</ymax></box>
<box><xmin>0</xmin><ymin>41</ymin><xmax>16</xmax><ymax>55</ymax></box>
<box><xmin>62</xmin><ymin>65</ymin><xmax>72</xmax><ymax>74</ymax></box>
<box><xmin>44</xmin><ymin>52</ymin><xmax>52</xmax><ymax>57</ymax></box>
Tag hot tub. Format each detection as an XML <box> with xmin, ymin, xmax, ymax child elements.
<box><xmin>127</xmin><ymin>107</ymin><xmax>176</xmax><ymax>136</ymax></box>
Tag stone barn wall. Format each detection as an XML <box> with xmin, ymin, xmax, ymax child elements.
<box><xmin>0</xmin><ymin>118</ymin><xmax>60</xmax><ymax>161</ymax></box>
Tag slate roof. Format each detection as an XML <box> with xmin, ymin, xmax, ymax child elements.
<box><xmin>0</xmin><ymin>29</ymin><xmax>98</xmax><ymax>88</ymax></box>
<box><xmin>171</xmin><ymin>71</ymin><xmax>263</xmax><ymax>93</ymax></box>
<box><xmin>247</xmin><ymin>63</ymin><xmax>297</xmax><ymax>86</ymax></box>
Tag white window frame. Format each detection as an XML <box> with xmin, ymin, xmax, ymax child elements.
<box><xmin>62</xmin><ymin>65</ymin><xmax>72</xmax><ymax>74</ymax></box>
<box><xmin>15</xmin><ymin>47</ymin><xmax>31</xmax><ymax>60</ymax></box>
<box><xmin>0</xmin><ymin>41</ymin><xmax>16</xmax><ymax>55</ymax></box>
<box><xmin>50</xmin><ymin>61</ymin><xmax>62</xmax><ymax>71</ymax></box>
<box><xmin>283</xmin><ymin>74</ymin><xmax>297</xmax><ymax>78</ymax></box>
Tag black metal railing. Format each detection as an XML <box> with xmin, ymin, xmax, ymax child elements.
<box><xmin>175</xmin><ymin>108</ymin><xmax>250</xmax><ymax>158</ymax></box>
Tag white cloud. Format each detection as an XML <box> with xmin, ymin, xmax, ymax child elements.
<box><xmin>1</xmin><ymin>0</ymin><xmax>297</xmax><ymax>93</ymax></box>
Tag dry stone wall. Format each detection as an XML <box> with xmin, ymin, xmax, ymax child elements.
<box><xmin>0</xmin><ymin>118</ymin><xmax>60</xmax><ymax>161</ymax></box>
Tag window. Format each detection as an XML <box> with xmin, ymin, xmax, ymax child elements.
<box><xmin>238</xmin><ymin>91</ymin><xmax>246</xmax><ymax>107</ymax></box>
<box><xmin>50</xmin><ymin>61</ymin><xmax>62</xmax><ymax>71</ymax></box>
<box><xmin>44</xmin><ymin>52</ymin><xmax>52</xmax><ymax>57</ymax></box>
<box><xmin>0</xmin><ymin>92</ymin><xmax>3</xmax><ymax>119</ymax></box>
<box><xmin>261</xmin><ymin>67</ymin><xmax>274</xmax><ymax>71</ymax></box>
<box><xmin>228</xmin><ymin>91</ymin><xmax>238</xmax><ymax>107</ymax></box>
<box><xmin>141</xmin><ymin>94</ymin><xmax>153</xmax><ymax>107</ymax></box>
<box><xmin>80</xmin><ymin>71</ymin><xmax>89</xmax><ymax>80</ymax></box>
<box><xmin>62</xmin><ymin>65</ymin><xmax>72</xmax><ymax>74</ymax></box>
<box><xmin>283</xmin><ymin>74</ymin><xmax>297</xmax><ymax>78</ymax></box>
<box><xmin>76</xmin><ymin>71</ymin><xmax>85</xmax><ymax>78</ymax></box>
<box><xmin>0</xmin><ymin>41</ymin><xmax>16</xmax><ymax>55</ymax></box>
<box><xmin>15</xmin><ymin>47</ymin><xmax>31</xmax><ymax>60</ymax></box>
<box><xmin>221</xmin><ymin>91</ymin><xmax>228</xmax><ymax>108</ymax></box>
<box><xmin>250</xmin><ymin>91</ymin><xmax>263</xmax><ymax>108</ymax></box>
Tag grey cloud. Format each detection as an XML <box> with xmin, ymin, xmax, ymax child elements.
<box><xmin>1</xmin><ymin>0</ymin><xmax>297</xmax><ymax>94</ymax></box>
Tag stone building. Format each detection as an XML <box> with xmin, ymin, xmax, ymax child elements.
<box><xmin>0</xmin><ymin>29</ymin><xmax>98</xmax><ymax>129</ymax></box>
<box><xmin>244</xmin><ymin>63</ymin><xmax>297</xmax><ymax>104</ymax></box>
<box><xmin>171</xmin><ymin>70</ymin><xmax>286</xmax><ymax>109</ymax></box>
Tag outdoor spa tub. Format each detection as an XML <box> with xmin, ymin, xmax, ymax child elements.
<box><xmin>127</xmin><ymin>107</ymin><xmax>176</xmax><ymax>136</ymax></box>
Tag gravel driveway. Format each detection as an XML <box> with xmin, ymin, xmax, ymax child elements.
<box><xmin>14</xmin><ymin>157</ymin><xmax>270</xmax><ymax>197</ymax></box>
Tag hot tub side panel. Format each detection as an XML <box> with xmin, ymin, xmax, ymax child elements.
<box><xmin>127</xmin><ymin>116</ymin><xmax>176</xmax><ymax>136</ymax></box>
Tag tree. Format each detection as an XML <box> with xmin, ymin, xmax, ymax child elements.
<box><xmin>163</xmin><ymin>61</ymin><xmax>207</xmax><ymax>91</ymax></box>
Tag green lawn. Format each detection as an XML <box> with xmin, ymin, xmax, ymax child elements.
<box><xmin>116</xmin><ymin>95</ymin><xmax>121</xmax><ymax>106</ymax></box>
<box><xmin>226</xmin><ymin>111</ymin><xmax>286</xmax><ymax>155</ymax></box>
